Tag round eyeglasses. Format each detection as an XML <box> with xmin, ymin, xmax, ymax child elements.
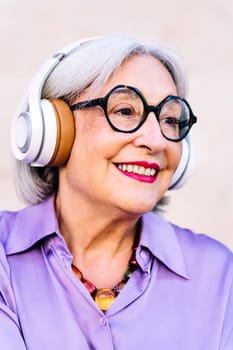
<box><xmin>70</xmin><ymin>85</ymin><xmax>197</xmax><ymax>142</ymax></box>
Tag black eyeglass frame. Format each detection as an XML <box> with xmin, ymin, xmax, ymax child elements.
<box><xmin>70</xmin><ymin>84</ymin><xmax>197</xmax><ymax>142</ymax></box>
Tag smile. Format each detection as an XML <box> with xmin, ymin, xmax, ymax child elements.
<box><xmin>115</xmin><ymin>161</ymin><xmax>160</xmax><ymax>183</ymax></box>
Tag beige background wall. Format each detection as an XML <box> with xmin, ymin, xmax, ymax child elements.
<box><xmin>1</xmin><ymin>0</ymin><xmax>233</xmax><ymax>249</ymax></box>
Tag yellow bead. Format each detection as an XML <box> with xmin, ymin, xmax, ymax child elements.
<box><xmin>95</xmin><ymin>288</ymin><xmax>116</xmax><ymax>311</ymax></box>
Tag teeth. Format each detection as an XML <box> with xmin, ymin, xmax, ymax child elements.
<box><xmin>133</xmin><ymin>165</ymin><xmax>139</xmax><ymax>173</ymax></box>
<box><xmin>127</xmin><ymin>164</ymin><xmax>133</xmax><ymax>172</ymax></box>
<box><xmin>117</xmin><ymin>164</ymin><xmax>157</xmax><ymax>177</ymax></box>
<box><xmin>138</xmin><ymin>166</ymin><xmax>146</xmax><ymax>175</ymax></box>
<box><xmin>150</xmin><ymin>169</ymin><xmax>156</xmax><ymax>176</ymax></box>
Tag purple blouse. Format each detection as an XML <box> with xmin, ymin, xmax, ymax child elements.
<box><xmin>0</xmin><ymin>196</ymin><xmax>233</xmax><ymax>349</ymax></box>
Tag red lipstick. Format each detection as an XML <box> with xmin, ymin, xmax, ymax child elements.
<box><xmin>115</xmin><ymin>161</ymin><xmax>160</xmax><ymax>183</ymax></box>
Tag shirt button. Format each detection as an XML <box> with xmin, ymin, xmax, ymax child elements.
<box><xmin>99</xmin><ymin>317</ymin><xmax>107</xmax><ymax>326</ymax></box>
<box><xmin>140</xmin><ymin>250</ymin><xmax>149</xmax><ymax>260</ymax></box>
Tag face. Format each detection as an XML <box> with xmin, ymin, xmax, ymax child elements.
<box><xmin>59</xmin><ymin>55</ymin><xmax>182</xmax><ymax>216</ymax></box>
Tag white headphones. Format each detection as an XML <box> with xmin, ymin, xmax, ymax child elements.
<box><xmin>11</xmin><ymin>37</ymin><xmax>195</xmax><ymax>189</ymax></box>
<box><xmin>169</xmin><ymin>136</ymin><xmax>195</xmax><ymax>190</ymax></box>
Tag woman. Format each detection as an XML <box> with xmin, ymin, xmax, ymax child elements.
<box><xmin>1</xmin><ymin>34</ymin><xmax>233</xmax><ymax>349</ymax></box>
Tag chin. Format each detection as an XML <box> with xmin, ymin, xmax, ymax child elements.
<box><xmin>120</xmin><ymin>199</ymin><xmax>158</xmax><ymax>216</ymax></box>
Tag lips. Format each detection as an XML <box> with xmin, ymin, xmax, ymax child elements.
<box><xmin>115</xmin><ymin>161</ymin><xmax>160</xmax><ymax>183</ymax></box>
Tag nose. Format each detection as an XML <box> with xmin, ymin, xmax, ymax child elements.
<box><xmin>133</xmin><ymin>112</ymin><xmax>167</xmax><ymax>152</ymax></box>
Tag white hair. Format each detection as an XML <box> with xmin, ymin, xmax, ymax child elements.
<box><xmin>15</xmin><ymin>33</ymin><xmax>187</xmax><ymax>205</ymax></box>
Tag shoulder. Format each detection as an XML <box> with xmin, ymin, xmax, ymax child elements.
<box><xmin>0</xmin><ymin>209</ymin><xmax>19</xmax><ymax>244</ymax></box>
<box><xmin>172</xmin><ymin>222</ymin><xmax>233</xmax><ymax>266</ymax></box>
<box><xmin>143</xmin><ymin>211</ymin><xmax>233</xmax><ymax>261</ymax></box>
<box><xmin>0</xmin><ymin>198</ymin><xmax>57</xmax><ymax>307</ymax></box>
<box><xmin>0</xmin><ymin>207</ymin><xmax>26</xmax><ymax>269</ymax></box>
<box><xmin>0</xmin><ymin>207</ymin><xmax>30</xmax><ymax>253</ymax></box>
<box><xmin>143</xmin><ymin>211</ymin><xmax>233</xmax><ymax>279</ymax></box>
<box><xmin>0</xmin><ymin>196</ymin><xmax>58</xmax><ymax>255</ymax></box>
<box><xmin>170</xmin><ymin>222</ymin><xmax>233</xmax><ymax>292</ymax></box>
<box><xmin>0</xmin><ymin>211</ymin><xmax>17</xmax><ymax>310</ymax></box>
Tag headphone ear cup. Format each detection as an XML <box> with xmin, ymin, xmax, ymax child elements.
<box><xmin>13</xmin><ymin>98</ymin><xmax>75</xmax><ymax>167</ymax></box>
<box><xmin>11</xmin><ymin>106</ymin><xmax>44</xmax><ymax>164</ymax></box>
<box><xmin>169</xmin><ymin>137</ymin><xmax>195</xmax><ymax>190</ymax></box>
<box><xmin>29</xmin><ymin>99</ymin><xmax>75</xmax><ymax>167</ymax></box>
<box><xmin>47</xmin><ymin>99</ymin><xmax>75</xmax><ymax>167</ymax></box>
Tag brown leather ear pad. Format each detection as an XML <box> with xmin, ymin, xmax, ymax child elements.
<box><xmin>48</xmin><ymin>99</ymin><xmax>75</xmax><ymax>166</ymax></box>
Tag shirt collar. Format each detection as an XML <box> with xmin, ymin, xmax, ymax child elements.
<box><xmin>4</xmin><ymin>197</ymin><xmax>189</xmax><ymax>279</ymax></box>
<box><xmin>4</xmin><ymin>196</ymin><xmax>58</xmax><ymax>255</ymax></box>
<box><xmin>140</xmin><ymin>211</ymin><xmax>190</xmax><ymax>279</ymax></box>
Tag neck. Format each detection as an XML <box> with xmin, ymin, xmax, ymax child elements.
<box><xmin>55</xmin><ymin>191</ymin><xmax>140</xmax><ymax>259</ymax></box>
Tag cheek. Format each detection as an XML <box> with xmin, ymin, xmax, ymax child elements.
<box><xmin>73</xmin><ymin>111</ymin><xmax>112</xmax><ymax>145</ymax></box>
<box><xmin>68</xmin><ymin>116</ymin><xmax>113</xmax><ymax>166</ymax></box>
<box><xmin>71</xmin><ymin>113</ymin><xmax>129</xmax><ymax>161</ymax></box>
<box><xmin>64</xmin><ymin>118</ymin><xmax>95</xmax><ymax>174</ymax></box>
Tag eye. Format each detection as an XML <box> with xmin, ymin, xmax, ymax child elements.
<box><xmin>160</xmin><ymin>116</ymin><xmax>180</xmax><ymax>128</ymax></box>
<box><xmin>110</xmin><ymin>104</ymin><xmax>137</xmax><ymax>118</ymax></box>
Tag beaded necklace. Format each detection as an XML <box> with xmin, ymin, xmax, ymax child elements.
<box><xmin>71</xmin><ymin>229</ymin><xmax>140</xmax><ymax>311</ymax></box>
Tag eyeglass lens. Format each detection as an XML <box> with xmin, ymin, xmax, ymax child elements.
<box><xmin>106</xmin><ymin>87</ymin><xmax>191</xmax><ymax>141</ymax></box>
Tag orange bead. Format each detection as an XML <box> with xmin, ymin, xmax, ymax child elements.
<box><xmin>95</xmin><ymin>288</ymin><xmax>116</xmax><ymax>311</ymax></box>
<box><xmin>71</xmin><ymin>265</ymin><xmax>82</xmax><ymax>280</ymax></box>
